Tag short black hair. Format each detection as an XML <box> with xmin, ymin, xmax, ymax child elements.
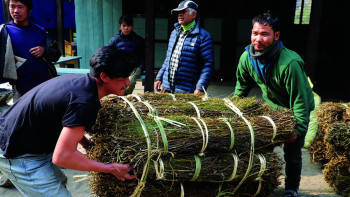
<box><xmin>119</xmin><ymin>15</ymin><xmax>133</xmax><ymax>26</ymax></box>
<box><xmin>252</xmin><ymin>11</ymin><xmax>280</xmax><ymax>33</ymax></box>
<box><xmin>90</xmin><ymin>45</ymin><xmax>136</xmax><ymax>79</ymax></box>
<box><xmin>5</xmin><ymin>0</ymin><xmax>33</xmax><ymax>11</ymax></box>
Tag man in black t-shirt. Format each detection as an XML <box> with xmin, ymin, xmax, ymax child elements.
<box><xmin>0</xmin><ymin>45</ymin><xmax>136</xmax><ymax>196</ymax></box>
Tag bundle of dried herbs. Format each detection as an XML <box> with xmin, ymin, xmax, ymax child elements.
<box><xmin>102</xmin><ymin>114</ymin><xmax>294</xmax><ymax>155</ymax></box>
<box><xmin>131</xmin><ymin>93</ymin><xmax>272</xmax><ymax>118</ymax></box>
<box><xmin>141</xmin><ymin>151</ymin><xmax>282</xmax><ymax>197</ymax></box>
<box><xmin>86</xmin><ymin>94</ymin><xmax>296</xmax><ymax>197</ymax></box>
<box><xmin>307</xmin><ymin>102</ymin><xmax>350</xmax><ymax>196</ymax></box>
<box><xmin>323</xmin><ymin>156</ymin><xmax>350</xmax><ymax>197</ymax></box>
<box><xmin>88</xmin><ymin>147</ymin><xmax>281</xmax><ymax>197</ymax></box>
<box><xmin>87</xmin><ymin>132</ymin><xmax>278</xmax><ymax>182</ymax></box>
<box><xmin>325</xmin><ymin>122</ymin><xmax>350</xmax><ymax>160</ymax></box>
<box><xmin>89</xmin><ymin>94</ymin><xmax>274</xmax><ymax>137</ymax></box>
<box><xmin>308</xmin><ymin>102</ymin><xmax>350</xmax><ymax>164</ymax></box>
<box><xmin>139</xmin><ymin>92</ymin><xmax>204</xmax><ymax>102</ymax></box>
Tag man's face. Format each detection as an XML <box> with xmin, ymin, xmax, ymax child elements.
<box><xmin>251</xmin><ymin>22</ymin><xmax>280</xmax><ymax>53</ymax></box>
<box><xmin>106</xmin><ymin>77</ymin><xmax>130</xmax><ymax>96</ymax></box>
<box><xmin>9</xmin><ymin>0</ymin><xmax>31</xmax><ymax>26</ymax></box>
<box><xmin>177</xmin><ymin>8</ymin><xmax>195</xmax><ymax>26</ymax></box>
<box><xmin>119</xmin><ymin>22</ymin><xmax>133</xmax><ymax>36</ymax></box>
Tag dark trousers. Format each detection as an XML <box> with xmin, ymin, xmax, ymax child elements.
<box><xmin>283</xmin><ymin>133</ymin><xmax>306</xmax><ymax>190</ymax></box>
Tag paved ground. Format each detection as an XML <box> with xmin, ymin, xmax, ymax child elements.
<box><xmin>0</xmin><ymin>80</ymin><xmax>340</xmax><ymax>196</ymax></box>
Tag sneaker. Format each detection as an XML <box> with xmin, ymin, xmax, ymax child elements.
<box><xmin>285</xmin><ymin>190</ymin><xmax>298</xmax><ymax>197</ymax></box>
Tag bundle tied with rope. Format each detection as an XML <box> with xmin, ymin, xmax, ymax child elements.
<box><xmin>307</xmin><ymin>102</ymin><xmax>350</xmax><ymax>196</ymax></box>
<box><xmin>86</xmin><ymin>93</ymin><xmax>297</xmax><ymax>197</ymax></box>
<box><xmin>308</xmin><ymin>102</ymin><xmax>350</xmax><ymax>164</ymax></box>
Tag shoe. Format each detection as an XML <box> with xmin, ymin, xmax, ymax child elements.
<box><xmin>285</xmin><ymin>190</ymin><xmax>298</xmax><ymax>197</ymax></box>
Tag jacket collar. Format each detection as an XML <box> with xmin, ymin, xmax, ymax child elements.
<box><xmin>174</xmin><ymin>19</ymin><xmax>200</xmax><ymax>35</ymax></box>
<box><xmin>118</xmin><ymin>30</ymin><xmax>136</xmax><ymax>37</ymax></box>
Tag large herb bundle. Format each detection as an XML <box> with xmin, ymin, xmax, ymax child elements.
<box><xmin>87</xmin><ymin>93</ymin><xmax>297</xmax><ymax>196</ymax></box>
<box><xmin>323</xmin><ymin>156</ymin><xmax>350</xmax><ymax>197</ymax></box>
<box><xmin>308</xmin><ymin>102</ymin><xmax>350</xmax><ymax>196</ymax></box>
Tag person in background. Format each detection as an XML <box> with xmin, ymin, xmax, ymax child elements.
<box><xmin>155</xmin><ymin>0</ymin><xmax>214</xmax><ymax>95</ymax></box>
<box><xmin>0</xmin><ymin>45</ymin><xmax>136</xmax><ymax>196</ymax></box>
<box><xmin>233</xmin><ymin>11</ymin><xmax>314</xmax><ymax>197</ymax></box>
<box><xmin>109</xmin><ymin>15</ymin><xmax>145</xmax><ymax>95</ymax></box>
<box><xmin>0</xmin><ymin>0</ymin><xmax>61</xmax><ymax>100</ymax></box>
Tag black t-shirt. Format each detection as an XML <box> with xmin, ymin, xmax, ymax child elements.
<box><xmin>0</xmin><ymin>74</ymin><xmax>101</xmax><ymax>158</ymax></box>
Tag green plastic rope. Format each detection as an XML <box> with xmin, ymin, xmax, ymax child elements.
<box><xmin>226</xmin><ymin>154</ymin><xmax>239</xmax><ymax>182</ymax></box>
<box><xmin>220</xmin><ymin>118</ymin><xmax>235</xmax><ymax>151</ymax></box>
<box><xmin>188</xmin><ymin>102</ymin><xmax>201</xmax><ymax>118</ymax></box>
<box><xmin>224</xmin><ymin>98</ymin><xmax>255</xmax><ymax>195</ymax></box>
<box><xmin>190</xmin><ymin>155</ymin><xmax>202</xmax><ymax>181</ymax></box>
<box><xmin>253</xmin><ymin>154</ymin><xmax>267</xmax><ymax>197</ymax></box>
<box><xmin>169</xmin><ymin>93</ymin><xmax>176</xmax><ymax>101</ymax></box>
<box><xmin>142</xmin><ymin>101</ymin><xmax>169</xmax><ymax>152</ymax></box>
<box><xmin>259</xmin><ymin>116</ymin><xmax>277</xmax><ymax>142</ymax></box>
<box><xmin>191</xmin><ymin>117</ymin><xmax>208</xmax><ymax>155</ymax></box>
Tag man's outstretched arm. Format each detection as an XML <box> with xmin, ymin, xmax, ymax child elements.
<box><xmin>53</xmin><ymin>126</ymin><xmax>135</xmax><ymax>181</ymax></box>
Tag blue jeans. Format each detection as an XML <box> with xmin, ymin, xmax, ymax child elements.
<box><xmin>0</xmin><ymin>149</ymin><xmax>71</xmax><ymax>197</ymax></box>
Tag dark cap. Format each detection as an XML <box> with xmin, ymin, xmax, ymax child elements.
<box><xmin>171</xmin><ymin>0</ymin><xmax>198</xmax><ymax>14</ymax></box>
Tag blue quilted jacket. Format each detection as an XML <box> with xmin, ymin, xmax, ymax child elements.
<box><xmin>109</xmin><ymin>31</ymin><xmax>145</xmax><ymax>70</ymax></box>
<box><xmin>156</xmin><ymin>21</ymin><xmax>214</xmax><ymax>93</ymax></box>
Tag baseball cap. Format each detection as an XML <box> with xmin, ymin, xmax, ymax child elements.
<box><xmin>171</xmin><ymin>0</ymin><xmax>198</xmax><ymax>14</ymax></box>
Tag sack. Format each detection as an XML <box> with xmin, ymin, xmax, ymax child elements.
<box><xmin>304</xmin><ymin>77</ymin><xmax>321</xmax><ymax>148</ymax></box>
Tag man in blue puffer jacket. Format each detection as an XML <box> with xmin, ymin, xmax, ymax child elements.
<box><xmin>155</xmin><ymin>0</ymin><xmax>214</xmax><ymax>95</ymax></box>
<box><xmin>109</xmin><ymin>15</ymin><xmax>145</xmax><ymax>95</ymax></box>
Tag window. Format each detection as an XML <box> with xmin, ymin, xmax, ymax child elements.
<box><xmin>294</xmin><ymin>0</ymin><xmax>312</xmax><ymax>24</ymax></box>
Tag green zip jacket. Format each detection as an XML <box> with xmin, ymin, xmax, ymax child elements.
<box><xmin>234</xmin><ymin>46</ymin><xmax>315</xmax><ymax>136</ymax></box>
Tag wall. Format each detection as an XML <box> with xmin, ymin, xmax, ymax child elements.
<box><xmin>75</xmin><ymin>0</ymin><xmax>122</xmax><ymax>68</ymax></box>
<box><xmin>311</xmin><ymin>0</ymin><xmax>349</xmax><ymax>100</ymax></box>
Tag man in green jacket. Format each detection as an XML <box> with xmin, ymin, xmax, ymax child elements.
<box><xmin>234</xmin><ymin>11</ymin><xmax>314</xmax><ymax>197</ymax></box>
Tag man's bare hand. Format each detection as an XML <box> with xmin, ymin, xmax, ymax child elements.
<box><xmin>194</xmin><ymin>89</ymin><xmax>204</xmax><ymax>95</ymax></box>
<box><xmin>29</xmin><ymin>46</ymin><xmax>44</xmax><ymax>58</ymax></box>
<box><xmin>155</xmin><ymin>80</ymin><xmax>162</xmax><ymax>92</ymax></box>
<box><xmin>108</xmin><ymin>163</ymin><xmax>135</xmax><ymax>181</ymax></box>
<box><xmin>286</xmin><ymin>134</ymin><xmax>298</xmax><ymax>143</ymax></box>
